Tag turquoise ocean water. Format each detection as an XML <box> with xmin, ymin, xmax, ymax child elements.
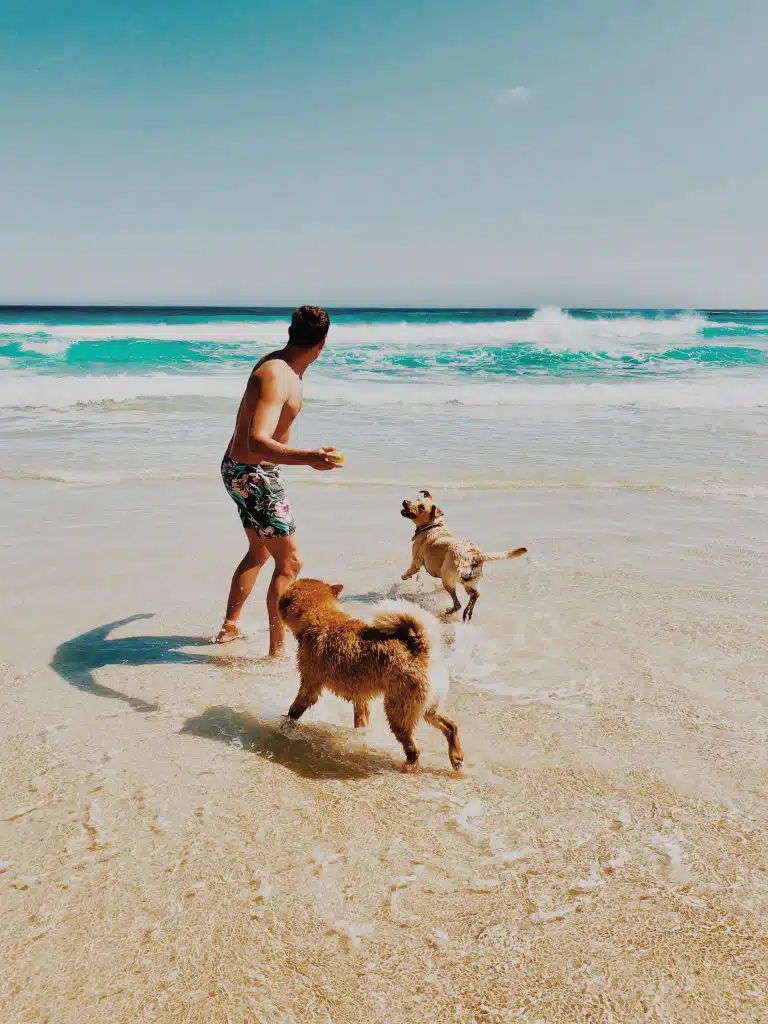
<box><xmin>1</xmin><ymin>306</ymin><xmax>765</xmax><ymax>492</ymax></box>
<box><xmin>1</xmin><ymin>307</ymin><xmax>767</xmax><ymax>397</ymax></box>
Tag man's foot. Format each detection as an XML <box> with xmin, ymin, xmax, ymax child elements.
<box><xmin>214</xmin><ymin>620</ymin><xmax>247</xmax><ymax>644</ymax></box>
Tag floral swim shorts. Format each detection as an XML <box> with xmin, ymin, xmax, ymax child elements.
<box><xmin>221</xmin><ymin>451</ymin><xmax>296</xmax><ymax>538</ymax></box>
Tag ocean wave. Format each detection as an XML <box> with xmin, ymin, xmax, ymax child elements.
<box><xmin>1</xmin><ymin>312</ymin><xmax>767</xmax><ymax>382</ymax></box>
<box><xmin>1</xmin><ymin>309</ymin><xmax>766</xmax><ymax>414</ymax></box>
<box><xmin>3</xmin><ymin>308</ymin><xmax>767</xmax><ymax>353</ymax></box>
<box><xmin>3</xmin><ymin>337</ymin><xmax>766</xmax><ymax>375</ymax></box>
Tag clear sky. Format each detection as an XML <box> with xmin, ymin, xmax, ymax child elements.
<box><xmin>2</xmin><ymin>0</ymin><xmax>767</xmax><ymax>307</ymax></box>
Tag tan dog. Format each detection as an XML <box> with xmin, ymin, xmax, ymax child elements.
<box><xmin>400</xmin><ymin>490</ymin><xmax>527</xmax><ymax>621</ymax></box>
<box><xmin>278</xmin><ymin>578</ymin><xmax>463</xmax><ymax>772</ymax></box>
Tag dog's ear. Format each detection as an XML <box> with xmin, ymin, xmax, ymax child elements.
<box><xmin>429</xmin><ymin>505</ymin><xmax>444</xmax><ymax>521</ymax></box>
<box><xmin>419</xmin><ymin>489</ymin><xmax>433</xmax><ymax>500</ymax></box>
<box><xmin>330</xmin><ymin>583</ymin><xmax>344</xmax><ymax>597</ymax></box>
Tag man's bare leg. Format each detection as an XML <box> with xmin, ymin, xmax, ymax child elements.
<box><xmin>264</xmin><ymin>534</ymin><xmax>303</xmax><ymax>658</ymax></box>
<box><xmin>215</xmin><ymin>531</ymin><xmax>269</xmax><ymax>643</ymax></box>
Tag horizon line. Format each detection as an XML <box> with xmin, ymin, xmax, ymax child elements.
<box><xmin>1</xmin><ymin>304</ymin><xmax>767</xmax><ymax>314</ymax></box>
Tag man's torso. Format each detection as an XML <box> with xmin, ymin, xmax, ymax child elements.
<box><xmin>228</xmin><ymin>353</ymin><xmax>303</xmax><ymax>463</ymax></box>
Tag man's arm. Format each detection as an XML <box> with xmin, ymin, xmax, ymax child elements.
<box><xmin>246</xmin><ymin>365</ymin><xmax>335</xmax><ymax>469</ymax></box>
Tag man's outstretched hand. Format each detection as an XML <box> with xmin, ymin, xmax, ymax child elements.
<box><xmin>307</xmin><ymin>447</ymin><xmax>343</xmax><ymax>471</ymax></box>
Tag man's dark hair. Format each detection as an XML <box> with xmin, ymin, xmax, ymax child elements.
<box><xmin>288</xmin><ymin>305</ymin><xmax>330</xmax><ymax>348</ymax></box>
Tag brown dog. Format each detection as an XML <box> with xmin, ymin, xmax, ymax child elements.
<box><xmin>278</xmin><ymin>578</ymin><xmax>463</xmax><ymax>772</ymax></box>
<box><xmin>400</xmin><ymin>490</ymin><xmax>527</xmax><ymax>621</ymax></box>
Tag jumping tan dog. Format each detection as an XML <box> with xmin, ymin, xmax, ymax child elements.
<box><xmin>400</xmin><ymin>490</ymin><xmax>527</xmax><ymax>621</ymax></box>
<box><xmin>278</xmin><ymin>578</ymin><xmax>463</xmax><ymax>772</ymax></box>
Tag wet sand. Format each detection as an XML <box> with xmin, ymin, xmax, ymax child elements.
<box><xmin>1</xmin><ymin>478</ymin><xmax>766</xmax><ymax>1023</ymax></box>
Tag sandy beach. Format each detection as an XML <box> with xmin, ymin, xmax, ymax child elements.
<box><xmin>2</xmin><ymin>460</ymin><xmax>766</xmax><ymax>1022</ymax></box>
<box><xmin>4</xmin><ymin>0</ymin><xmax>768</xmax><ymax>1006</ymax></box>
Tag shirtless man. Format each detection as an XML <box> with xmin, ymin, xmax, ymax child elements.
<box><xmin>216</xmin><ymin>306</ymin><xmax>339</xmax><ymax>655</ymax></box>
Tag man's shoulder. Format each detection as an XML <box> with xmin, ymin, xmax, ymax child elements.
<box><xmin>251</xmin><ymin>355</ymin><xmax>295</xmax><ymax>387</ymax></box>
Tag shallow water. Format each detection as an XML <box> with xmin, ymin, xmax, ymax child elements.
<box><xmin>1</xmin><ymin>308</ymin><xmax>766</xmax><ymax>1022</ymax></box>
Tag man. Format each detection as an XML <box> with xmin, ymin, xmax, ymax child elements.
<box><xmin>216</xmin><ymin>305</ymin><xmax>340</xmax><ymax>655</ymax></box>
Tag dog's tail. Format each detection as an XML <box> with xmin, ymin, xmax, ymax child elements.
<box><xmin>460</xmin><ymin>546</ymin><xmax>527</xmax><ymax>586</ymax></box>
<box><xmin>480</xmin><ymin>546</ymin><xmax>528</xmax><ymax>564</ymax></box>
<box><xmin>369</xmin><ymin>600</ymin><xmax>449</xmax><ymax>704</ymax></box>
<box><xmin>369</xmin><ymin>600</ymin><xmax>441</xmax><ymax>659</ymax></box>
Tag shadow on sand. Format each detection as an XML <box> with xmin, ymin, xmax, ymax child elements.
<box><xmin>181</xmin><ymin>705</ymin><xmax>456</xmax><ymax>782</ymax></box>
<box><xmin>181</xmin><ymin>705</ymin><xmax>400</xmax><ymax>780</ymax></box>
<box><xmin>51</xmin><ymin>613</ymin><xmax>211</xmax><ymax>712</ymax></box>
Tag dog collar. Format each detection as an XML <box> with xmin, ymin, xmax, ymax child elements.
<box><xmin>414</xmin><ymin>521</ymin><xmax>444</xmax><ymax>538</ymax></box>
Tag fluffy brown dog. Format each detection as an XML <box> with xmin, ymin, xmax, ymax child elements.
<box><xmin>400</xmin><ymin>490</ymin><xmax>527</xmax><ymax>621</ymax></box>
<box><xmin>278</xmin><ymin>578</ymin><xmax>463</xmax><ymax>772</ymax></box>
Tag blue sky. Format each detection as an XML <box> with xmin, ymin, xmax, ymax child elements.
<box><xmin>2</xmin><ymin>0</ymin><xmax>767</xmax><ymax>306</ymax></box>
